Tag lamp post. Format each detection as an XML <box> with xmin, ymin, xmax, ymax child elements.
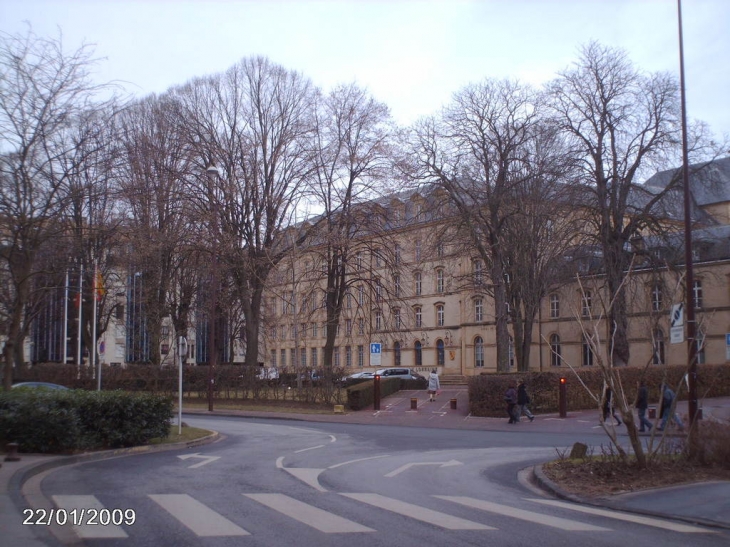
<box><xmin>206</xmin><ymin>164</ymin><xmax>220</xmax><ymax>412</ymax></box>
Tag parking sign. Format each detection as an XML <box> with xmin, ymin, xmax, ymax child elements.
<box><xmin>370</xmin><ymin>343</ymin><xmax>381</xmax><ymax>367</ymax></box>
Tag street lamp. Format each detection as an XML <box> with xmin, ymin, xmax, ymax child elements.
<box><xmin>206</xmin><ymin>164</ymin><xmax>220</xmax><ymax>412</ymax></box>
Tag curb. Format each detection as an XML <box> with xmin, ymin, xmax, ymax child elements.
<box><xmin>529</xmin><ymin>464</ymin><xmax>730</xmax><ymax>531</ymax></box>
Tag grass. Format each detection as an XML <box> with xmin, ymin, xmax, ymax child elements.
<box><xmin>147</xmin><ymin>425</ymin><xmax>215</xmax><ymax>445</ymax></box>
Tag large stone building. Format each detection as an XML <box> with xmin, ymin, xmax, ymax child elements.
<box><xmin>262</xmin><ymin>158</ymin><xmax>730</xmax><ymax>379</ymax></box>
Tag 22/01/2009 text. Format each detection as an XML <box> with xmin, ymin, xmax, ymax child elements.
<box><xmin>23</xmin><ymin>508</ymin><xmax>136</xmax><ymax>526</ymax></box>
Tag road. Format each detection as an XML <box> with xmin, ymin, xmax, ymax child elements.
<box><xmin>33</xmin><ymin>415</ymin><xmax>728</xmax><ymax>546</ymax></box>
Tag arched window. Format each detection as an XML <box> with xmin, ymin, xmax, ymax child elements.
<box><xmin>436</xmin><ymin>339</ymin><xmax>445</xmax><ymax>366</ymax></box>
<box><xmin>474</xmin><ymin>336</ymin><xmax>484</xmax><ymax>368</ymax></box>
<box><xmin>394</xmin><ymin>341</ymin><xmax>401</xmax><ymax>366</ymax></box>
<box><xmin>415</xmin><ymin>340</ymin><xmax>422</xmax><ymax>366</ymax></box>
<box><xmin>550</xmin><ymin>334</ymin><xmax>561</xmax><ymax>367</ymax></box>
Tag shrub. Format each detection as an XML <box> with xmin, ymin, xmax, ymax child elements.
<box><xmin>0</xmin><ymin>389</ymin><xmax>173</xmax><ymax>453</ymax></box>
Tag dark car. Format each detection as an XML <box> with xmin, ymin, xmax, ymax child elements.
<box><xmin>11</xmin><ymin>382</ymin><xmax>70</xmax><ymax>390</ymax></box>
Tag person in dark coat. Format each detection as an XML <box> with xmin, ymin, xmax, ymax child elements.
<box><xmin>516</xmin><ymin>380</ymin><xmax>535</xmax><ymax>422</ymax></box>
<box><xmin>602</xmin><ymin>385</ymin><xmax>622</xmax><ymax>426</ymax></box>
<box><xmin>635</xmin><ymin>380</ymin><xmax>653</xmax><ymax>432</ymax></box>
<box><xmin>504</xmin><ymin>384</ymin><xmax>518</xmax><ymax>424</ymax></box>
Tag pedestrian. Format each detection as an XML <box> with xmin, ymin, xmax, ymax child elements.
<box><xmin>658</xmin><ymin>385</ymin><xmax>685</xmax><ymax>431</ymax></box>
<box><xmin>504</xmin><ymin>383</ymin><xmax>518</xmax><ymax>423</ymax></box>
<box><xmin>602</xmin><ymin>385</ymin><xmax>622</xmax><ymax>426</ymax></box>
<box><xmin>427</xmin><ymin>369</ymin><xmax>440</xmax><ymax>402</ymax></box>
<box><xmin>516</xmin><ymin>380</ymin><xmax>535</xmax><ymax>422</ymax></box>
<box><xmin>634</xmin><ymin>380</ymin><xmax>653</xmax><ymax>432</ymax></box>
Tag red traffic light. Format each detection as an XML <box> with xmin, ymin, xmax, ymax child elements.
<box><xmin>560</xmin><ymin>377</ymin><xmax>566</xmax><ymax>385</ymax></box>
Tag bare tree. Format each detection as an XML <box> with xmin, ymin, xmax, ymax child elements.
<box><xmin>173</xmin><ymin>56</ymin><xmax>317</xmax><ymax>369</ymax></box>
<box><xmin>0</xmin><ymin>27</ymin><xmax>110</xmax><ymax>388</ymax></box>
<box><xmin>546</xmin><ymin>42</ymin><xmax>683</xmax><ymax>368</ymax></box>
<box><xmin>410</xmin><ymin>79</ymin><xmax>541</xmax><ymax>372</ymax></box>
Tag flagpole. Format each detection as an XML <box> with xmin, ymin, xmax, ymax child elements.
<box><xmin>93</xmin><ymin>260</ymin><xmax>100</xmax><ymax>390</ymax></box>
<box><xmin>77</xmin><ymin>263</ymin><xmax>83</xmax><ymax>377</ymax></box>
<box><xmin>63</xmin><ymin>268</ymin><xmax>69</xmax><ymax>365</ymax></box>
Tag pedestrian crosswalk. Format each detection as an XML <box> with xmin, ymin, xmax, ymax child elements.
<box><xmin>49</xmin><ymin>491</ymin><xmax>714</xmax><ymax>541</ymax></box>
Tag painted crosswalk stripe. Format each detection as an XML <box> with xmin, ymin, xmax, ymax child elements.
<box><xmin>244</xmin><ymin>493</ymin><xmax>374</xmax><ymax>533</ymax></box>
<box><xmin>435</xmin><ymin>495</ymin><xmax>610</xmax><ymax>531</ymax></box>
<box><xmin>51</xmin><ymin>495</ymin><xmax>128</xmax><ymax>538</ymax></box>
<box><xmin>341</xmin><ymin>493</ymin><xmax>493</xmax><ymax>530</ymax></box>
<box><xmin>149</xmin><ymin>494</ymin><xmax>250</xmax><ymax>536</ymax></box>
<box><xmin>527</xmin><ymin>499</ymin><xmax>714</xmax><ymax>533</ymax></box>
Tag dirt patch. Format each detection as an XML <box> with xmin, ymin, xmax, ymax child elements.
<box><xmin>542</xmin><ymin>458</ymin><xmax>730</xmax><ymax>498</ymax></box>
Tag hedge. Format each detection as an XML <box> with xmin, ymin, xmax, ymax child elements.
<box><xmin>468</xmin><ymin>364</ymin><xmax>730</xmax><ymax>418</ymax></box>
<box><xmin>0</xmin><ymin>389</ymin><xmax>173</xmax><ymax>453</ymax></box>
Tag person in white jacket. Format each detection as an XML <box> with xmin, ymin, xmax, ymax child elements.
<box><xmin>427</xmin><ymin>369</ymin><xmax>440</xmax><ymax>402</ymax></box>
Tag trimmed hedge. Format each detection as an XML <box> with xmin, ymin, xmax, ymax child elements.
<box><xmin>468</xmin><ymin>364</ymin><xmax>730</xmax><ymax>418</ymax></box>
<box><xmin>0</xmin><ymin>389</ymin><xmax>173</xmax><ymax>453</ymax></box>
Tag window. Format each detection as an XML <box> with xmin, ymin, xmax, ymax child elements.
<box><xmin>345</xmin><ymin>345</ymin><xmax>352</xmax><ymax>367</ymax></box>
<box><xmin>358</xmin><ymin>285</ymin><xmax>364</xmax><ymax>305</ymax></box>
<box><xmin>281</xmin><ymin>348</ymin><xmax>286</xmax><ymax>367</ymax></box>
<box><xmin>550</xmin><ymin>294</ymin><xmax>560</xmax><ymax>319</ymax></box>
<box><xmin>394</xmin><ymin>342</ymin><xmax>401</xmax><ymax>366</ymax></box>
<box><xmin>414</xmin><ymin>272</ymin><xmax>422</xmax><ymax>295</ymax></box>
<box><xmin>415</xmin><ymin>306</ymin><xmax>423</xmax><ymax>328</ymax></box>
<box><xmin>375</xmin><ymin>310</ymin><xmax>382</xmax><ymax>331</ymax></box>
<box><xmin>375</xmin><ymin>279</ymin><xmax>383</xmax><ymax>302</ymax></box>
<box><xmin>333</xmin><ymin>346</ymin><xmax>340</xmax><ymax>367</ymax></box>
<box><xmin>311</xmin><ymin>347</ymin><xmax>318</xmax><ymax>367</ymax></box>
<box><xmin>652</xmin><ymin>328</ymin><xmax>665</xmax><ymax>365</ymax></box>
<box><xmin>474</xmin><ymin>298</ymin><xmax>484</xmax><ymax>322</ymax></box>
<box><xmin>550</xmin><ymin>334</ymin><xmax>561</xmax><ymax>367</ymax></box>
<box><xmin>300</xmin><ymin>323</ymin><xmax>307</xmax><ymax>339</ymax></box>
<box><xmin>291</xmin><ymin>324</ymin><xmax>296</xmax><ymax>340</ymax></box>
<box><xmin>394</xmin><ymin>308</ymin><xmax>402</xmax><ymax>329</ymax></box>
<box><xmin>300</xmin><ymin>347</ymin><xmax>307</xmax><ymax>367</ymax></box>
<box><xmin>356</xmin><ymin>251</ymin><xmax>363</xmax><ymax>271</ymax></box>
<box><xmin>582</xmin><ymin>336</ymin><xmax>594</xmax><ymax>366</ymax></box>
<box><xmin>436</xmin><ymin>269</ymin><xmax>444</xmax><ymax>293</ymax></box>
<box><xmin>651</xmin><ymin>284</ymin><xmax>663</xmax><ymax>312</ymax></box>
<box><xmin>473</xmin><ymin>259</ymin><xmax>483</xmax><ymax>285</ymax></box>
<box><xmin>358</xmin><ymin>318</ymin><xmax>364</xmax><ymax>335</ymax></box>
<box><xmin>693</xmin><ymin>280</ymin><xmax>703</xmax><ymax>308</ymax></box>
<box><xmin>346</xmin><ymin>319</ymin><xmax>352</xmax><ymax>336</ymax></box>
<box><xmin>346</xmin><ymin>292</ymin><xmax>352</xmax><ymax>309</ymax></box>
<box><xmin>358</xmin><ymin>344</ymin><xmax>364</xmax><ymax>366</ymax></box>
<box><xmin>436</xmin><ymin>241</ymin><xmax>444</xmax><ymax>258</ymax></box>
<box><xmin>271</xmin><ymin>350</ymin><xmax>277</xmax><ymax>368</ymax></box>
<box><xmin>415</xmin><ymin>340</ymin><xmax>422</xmax><ymax>366</ymax></box>
<box><xmin>436</xmin><ymin>339</ymin><xmax>445</xmax><ymax>366</ymax></box>
<box><xmin>582</xmin><ymin>291</ymin><xmax>592</xmax><ymax>317</ymax></box>
<box><xmin>474</xmin><ymin>336</ymin><xmax>484</xmax><ymax>368</ymax></box>
<box><xmin>311</xmin><ymin>322</ymin><xmax>318</xmax><ymax>338</ymax></box>
<box><xmin>436</xmin><ymin>304</ymin><xmax>445</xmax><ymax>327</ymax></box>
<box><xmin>280</xmin><ymin>325</ymin><xmax>286</xmax><ymax>340</ymax></box>
<box><xmin>374</xmin><ymin>248</ymin><xmax>382</xmax><ymax>267</ymax></box>
<box><xmin>414</xmin><ymin>239</ymin><xmax>422</xmax><ymax>261</ymax></box>
<box><xmin>394</xmin><ymin>275</ymin><xmax>401</xmax><ymax>297</ymax></box>
<box><xmin>290</xmin><ymin>348</ymin><xmax>296</xmax><ymax>367</ymax></box>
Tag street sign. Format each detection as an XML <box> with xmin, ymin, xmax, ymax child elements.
<box><xmin>670</xmin><ymin>303</ymin><xmax>684</xmax><ymax>344</ymax></box>
<box><xmin>370</xmin><ymin>343</ymin><xmax>382</xmax><ymax>367</ymax></box>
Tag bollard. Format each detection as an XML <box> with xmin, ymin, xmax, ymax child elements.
<box><xmin>410</xmin><ymin>397</ymin><xmax>418</xmax><ymax>410</ymax></box>
<box><xmin>373</xmin><ymin>375</ymin><xmax>381</xmax><ymax>411</ymax></box>
<box><xmin>4</xmin><ymin>442</ymin><xmax>20</xmax><ymax>462</ymax></box>
<box><xmin>559</xmin><ymin>377</ymin><xmax>567</xmax><ymax>418</ymax></box>
<box><xmin>450</xmin><ymin>398</ymin><xmax>457</xmax><ymax>410</ymax></box>
<box><xmin>648</xmin><ymin>406</ymin><xmax>656</xmax><ymax>419</ymax></box>
<box><xmin>333</xmin><ymin>404</ymin><xmax>344</xmax><ymax>414</ymax></box>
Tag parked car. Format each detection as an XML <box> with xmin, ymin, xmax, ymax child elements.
<box><xmin>345</xmin><ymin>371</ymin><xmax>374</xmax><ymax>380</ymax></box>
<box><xmin>374</xmin><ymin>367</ymin><xmax>424</xmax><ymax>381</ymax></box>
<box><xmin>11</xmin><ymin>382</ymin><xmax>70</xmax><ymax>390</ymax></box>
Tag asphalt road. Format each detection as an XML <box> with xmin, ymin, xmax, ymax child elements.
<box><xmin>33</xmin><ymin>415</ymin><xmax>728</xmax><ymax>547</ymax></box>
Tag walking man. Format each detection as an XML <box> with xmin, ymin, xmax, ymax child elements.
<box><xmin>504</xmin><ymin>384</ymin><xmax>518</xmax><ymax>424</ymax></box>
<box><xmin>635</xmin><ymin>380</ymin><xmax>653</xmax><ymax>432</ymax></box>
<box><xmin>516</xmin><ymin>380</ymin><xmax>535</xmax><ymax>422</ymax></box>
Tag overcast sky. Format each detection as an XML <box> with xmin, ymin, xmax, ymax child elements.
<box><xmin>2</xmin><ymin>0</ymin><xmax>729</xmax><ymax>139</ymax></box>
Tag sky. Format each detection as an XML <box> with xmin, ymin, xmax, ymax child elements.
<box><xmin>1</xmin><ymin>0</ymin><xmax>729</xmax><ymax>139</ymax></box>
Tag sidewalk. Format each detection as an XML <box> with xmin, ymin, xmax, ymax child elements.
<box><xmin>3</xmin><ymin>390</ymin><xmax>729</xmax><ymax>546</ymax></box>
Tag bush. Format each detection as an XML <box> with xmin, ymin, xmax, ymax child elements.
<box><xmin>0</xmin><ymin>389</ymin><xmax>173</xmax><ymax>453</ymax></box>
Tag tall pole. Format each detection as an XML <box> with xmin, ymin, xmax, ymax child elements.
<box><xmin>63</xmin><ymin>268</ymin><xmax>69</xmax><ymax>365</ymax></box>
<box><xmin>677</xmin><ymin>0</ymin><xmax>698</xmax><ymax>434</ymax></box>
<box><xmin>93</xmin><ymin>260</ymin><xmax>99</xmax><ymax>390</ymax></box>
<box><xmin>206</xmin><ymin>164</ymin><xmax>220</xmax><ymax>412</ymax></box>
<box><xmin>77</xmin><ymin>262</ymin><xmax>83</xmax><ymax>375</ymax></box>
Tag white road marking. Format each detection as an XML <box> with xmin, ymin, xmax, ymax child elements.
<box><xmin>244</xmin><ymin>493</ymin><xmax>375</xmax><ymax>533</ymax></box>
<box><xmin>528</xmin><ymin>499</ymin><xmax>714</xmax><ymax>533</ymax></box>
<box><xmin>177</xmin><ymin>453</ymin><xmax>220</xmax><ymax>468</ymax></box>
<box><xmin>295</xmin><ymin>445</ymin><xmax>325</xmax><ymax>453</ymax></box>
<box><xmin>51</xmin><ymin>495</ymin><xmax>128</xmax><ymax>538</ymax></box>
<box><xmin>281</xmin><ymin>467</ymin><xmax>328</xmax><ymax>492</ymax></box>
<box><xmin>149</xmin><ymin>494</ymin><xmax>249</xmax><ymax>536</ymax></box>
<box><xmin>341</xmin><ymin>493</ymin><xmax>493</xmax><ymax>530</ymax></box>
<box><xmin>385</xmin><ymin>460</ymin><xmax>463</xmax><ymax>477</ymax></box>
<box><xmin>436</xmin><ymin>496</ymin><xmax>610</xmax><ymax>531</ymax></box>
<box><xmin>328</xmin><ymin>455</ymin><xmax>390</xmax><ymax>469</ymax></box>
